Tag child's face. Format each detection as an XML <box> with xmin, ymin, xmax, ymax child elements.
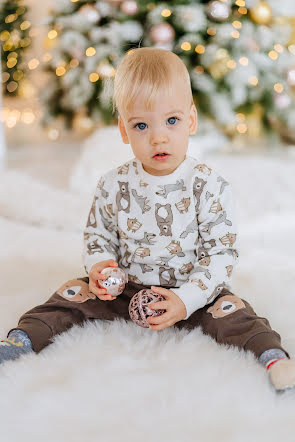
<box><xmin>118</xmin><ymin>78</ymin><xmax>198</xmax><ymax>176</ymax></box>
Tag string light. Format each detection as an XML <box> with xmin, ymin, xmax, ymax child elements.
<box><xmin>268</xmin><ymin>50</ymin><xmax>278</xmax><ymax>60</ymax></box>
<box><xmin>248</xmin><ymin>76</ymin><xmax>259</xmax><ymax>86</ymax></box>
<box><xmin>239</xmin><ymin>57</ymin><xmax>248</xmax><ymax>66</ymax></box>
<box><xmin>89</xmin><ymin>72</ymin><xmax>99</xmax><ymax>82</ymax></box>
<box><xmin>181</xmin><ymin>42</ymin><xmax>191</xmax><ymax>51</ymax></box>
<box><xmin>274</xmin><ymin>83</ymin><xmax>283</xmax><ymax>93</ymax></box>
<box><xmin>231</xmin><ymin>30</ymin><xmax>240</xmax><ymax>38</ymax></box>
<box><xmin>232</xmin><ymin>20</ymin><xmax>242</xmax><ymax>29</ymax></box>
<box><xmin>161</xmin><ymin>9</ymin><xmax>171</xmax><ymax>17</ymax></box>
<box><xmin>195</xmin><ymin>45</ymin><xmax>205</xmax><ymax>54</ymax></box>
<box><xmin>86</xmin><ymin>47</ymin><xmax>96</xmax><ymax>56</ymax></box>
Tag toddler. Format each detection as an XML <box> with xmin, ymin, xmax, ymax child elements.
<box><xmin>2</xmin><ymin>47</ymin><xmax>295</xmax><ymax>393</ymax></box>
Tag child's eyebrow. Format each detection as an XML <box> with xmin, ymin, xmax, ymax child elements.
<box><xmin>128</xmin><ymin>110</ymin><xmax>184</xmax><ymax>123</ymax></box>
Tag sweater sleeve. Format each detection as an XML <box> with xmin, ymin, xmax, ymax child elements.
<box><xmin>82</xmin><ymin>175</ymin><xmax>120</xmax><ymax>275</ymax></box>
<box><xmin>173</xmin><ymin>172</ymin><xmax>240</xmax><ymax>320</ymax></box>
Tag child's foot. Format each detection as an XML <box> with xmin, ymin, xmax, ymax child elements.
<box><xmin>268</xmin><ymin>358</ymin><xmax>295</xmax><ymax>392</ymax></box>
<box><xmin>0</xmin><ymin>329</ymin><xmax>33</xmax><ymax>365</ymax></box>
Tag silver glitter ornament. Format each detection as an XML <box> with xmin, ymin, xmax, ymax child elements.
<box><xmin>98</xmin><ymin>267</ymin><xmax>128</xmax><ymax>297</ymax></box>
<box><xmin>206</xmin><ymin>1</ymin><xmax>231</xmax><ymax>22</ymax></box>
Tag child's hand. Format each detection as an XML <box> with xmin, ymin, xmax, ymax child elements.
<box><xmin>147</xmin><ymin>286</ymin><xmax>187</xmax><ymax>330</ymax></box>
<box><xmin>89</xmin><ymin>259</ymin><xmax>118</xmax><ymax>301</ymax></box>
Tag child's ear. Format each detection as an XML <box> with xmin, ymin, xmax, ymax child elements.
<box><xmin>189</xmin><ymin>104</ymin><xmax>198</xmax><ymax>135</ymax></box>
<box><xmin>118</xmin><ymin>116</ymin><xmax>129</xmax><ymax>144</ymax></box>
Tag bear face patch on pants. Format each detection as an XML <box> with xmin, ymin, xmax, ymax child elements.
<box><xmin>206</xmin><ymin>295</ymin><xmax>246</xmax><ymax>319</ymax></box>
<box><xmin>56</xmin><ymin>279</ymin><xmax>97</xmax><ymax>303</ymax></box>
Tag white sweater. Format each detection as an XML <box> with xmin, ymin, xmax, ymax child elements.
<box><xmin>83</xmin><ymin>155</ymin><xmax>239</xmax><ymax>320</ymax></box>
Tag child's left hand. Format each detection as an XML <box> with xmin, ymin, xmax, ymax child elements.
<box><xmin>147</xmin><ymin>286</ymin><xmax>187</xmax><ymax>330</ymax></box>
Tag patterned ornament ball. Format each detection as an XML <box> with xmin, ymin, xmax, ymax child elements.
<box><xmin>129</xmin><ymin>289</ymin><xmax>166</xmax><ymax>328</ymax></box>
<box><xmin>98</xmin><ymin>267</ymin><xmax>128</xmax><ymax>297</ymax></box>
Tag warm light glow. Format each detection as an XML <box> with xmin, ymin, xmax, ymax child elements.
<box><xmin>13</xmin><ymin>70</ymin><xmax>23</xmax><ymax>81</ymax></box>
<box><xmin>7</xmin><ymin>58</ymin><xmax>17</xmax><ymax>68</ymax></box>
<box><xmin>207</xmin><ymin>27</ymin><xmax>216</xmax><ymax>36</ymax></box>
<box><xmin>236</xmin><ymin>123</ymin><xmax>247</xmax><ymax>133</ymax></box>
<box><xmin>239</xmin><ymin>57</ymin><xmax>248</xmax><ymax>66</ymax></box>
<box><xmin>288</xmin><ymin>45</ymin><xmax>295</xmax><ymax>54</ymax></box>
<box><xmin>0</xmin><ymin>30</ymin><xmax>10</xmax><ymax>41</ymax></box>
<box><xmin>231</xmin><ymin>30</ymin><xmax>240</xmax><ymax>38</ymax></box>
<box><xmin>274</xmin><ymin>83</ymin><xmax>283</xmax><ymax>93</ymax></box>
<box><xmin>48</xmin><ymin>30</ymin><xmax>58</xmax><ymax>39</ymax></box>
<box><xmin>236</xmin><ymin>113</ymin><xmax>246</xmax><ymax>121</ymax></box>
<box><xmin>22</xmin><ymin>109</ymin><xmax>35</xmax><ymax>124</ymax></box>
<box><xmin>70</xmin><ymin>59</ymin><xmax>79</xmax><ymax>68</ymax></box>
<box><xmin>5</xmin><ymin>14</ymin><xmax>17</xmax><ymax>24</ymax></box>
<box><xmin>86</xmin><ymin>47</ymin><xmax>96</xmax><ymax>56</ymax></box>
<box><xmin>195</xmin><ymin>45</ymin><xmax>205</xmax><ymax>54</ymax></box>
<box><xmin>42</xmin><ymin>52</ymin><xmax>52</xmax><ymax>62</ymax></box>
<box><xmin>89</xmin><ymin>72</ymin><xmax>99</xmax><ymax>82</ymax></box>
<box><xmin>232</xmin><ymin>20</ymin><xmax>242</xmax><ymax>29</ymax></box>
<box><xmin>268</xmin><ymin>50</ymin><xmax>278</xmax><ymax>60</ymax></box>
<box><xmin>181</xmin><ymin>42</ymin><xmax>191</xmax><ymax>51</ymax></box>
<box><xmin>227</xmin><ymin>60</ymin><xmax>236</xmax><ymax>69</ymax></box>
<box><xmin>161</xmin><ymin>9</ymin><xmax>171</xmax><ymax>17</ymax></box>
<box><xmin>274</xmin><ymin>44</ymin><xmax>283</xmax><ymax>53</ymax></box>
<box><xmin>48</xmin><ymin>129</ymin><xmax>60</xmax><ymax>140</ymax></box>
<box><xmin>56</xmin><ymin>66</ymin><xmax>66</xmax><ymax>76</ymax></box>
<box><xmin>7</xmin><ymin>81</ymin><xmax>18</xmax><ymax>93</ymax></box>
<box><xmin>235</xmin><ymin>0</ymin><xmax>245</xmax><ymax>6</ymax></box>
<box><xmin>194</xmin><ymin>66</ymin><xmax>204</xmax><ymax>74</ymax></box>
<box><xmin>20</xmin><ymin>21</ymin><xmax>31</xmax><ymax>30</ymax></box>
<box><xmin>28</xmin><ymin>58</ymin><xmax>40</xmax><ymax>70</ymax></box>
<box><xmin>238</xmin><ymin>7</ymin><xmax>247</xmax><ymax>14</ymax></box>
<box><xmin>248</xmin><ymin>76</ymin><xmax>258</xmax><ymax>86</ymax></box>
<box><xmin>2</xmin><ymin>72</ymin><xmax>10</xmax><ymax>82</ymax></box>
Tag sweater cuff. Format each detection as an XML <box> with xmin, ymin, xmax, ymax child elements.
<box><xmin>83</xmin><ymin>254</ymin><xmax>117</xmax><ymax>275</ymax></box>
<box><xmin>172</xmin><ymin>282</ymin><xmax>208</xmax><ymax>320</ymax></box>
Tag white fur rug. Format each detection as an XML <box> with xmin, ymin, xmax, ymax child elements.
<box><xmin>1</xmin><ymin>130</ymin><xmax>295</xmax><ymax>441</ymax></box>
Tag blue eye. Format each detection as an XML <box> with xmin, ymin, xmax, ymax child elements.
<box><xmin>134</xmin><ymin>116</ymin><xmax>179</xmax><ymax>131</ymax></box>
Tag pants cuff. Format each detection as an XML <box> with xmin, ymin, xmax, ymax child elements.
<box><xmin>7</xmin><ymin>318</ymin><xmax>53</xmax><ymax>354</ymax></box>
<box><xmin>243</xmin><ymin>331</ymin><xmax>290</xmax><ymax>359</ymax></box>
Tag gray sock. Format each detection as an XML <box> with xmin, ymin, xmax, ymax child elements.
<box><xmin>258</xmin><ymin>348</ymin><xmax>288</xmax><ymax>367</ymax></box>
<box><xmin>0</xmin><ymin>329</ymin><xmax>34</xmax><ymax>364</ymax></box>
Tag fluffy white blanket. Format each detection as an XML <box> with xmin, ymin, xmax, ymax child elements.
<box><xmin>1</xmin><ymin>128</ymin><xmax>295</xmax><ymax>441</ymax></box>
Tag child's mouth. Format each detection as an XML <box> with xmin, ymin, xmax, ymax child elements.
<box><xmin>153</xmin><ymin>153</ymin><xmax>170</xmax><ymax>161</ymax></box>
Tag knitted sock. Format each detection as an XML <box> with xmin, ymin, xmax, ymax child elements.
<box><xmin>0</xmin><ymin>329</ymin><xmax>34</xmax><ymax>364</ymax></box>
<box><xmin>258</xmin><ymin>348</ymin><xmax>288</xmax><ymax>369</ymax></box>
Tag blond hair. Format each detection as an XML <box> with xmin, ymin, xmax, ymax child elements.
<box><xmin>111</xmin><ymin>47</ymin><xmax>194</xmax><ymax>116</ymax></box>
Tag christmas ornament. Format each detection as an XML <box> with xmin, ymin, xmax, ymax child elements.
<box><xmin>120</xmin><ymin>1</ymin><xmax>139</xmax><ymax>16</ymax></box>
<box><xmin>274</xmin><ymin>92</ymin><xmax>291</xmax><ymax>109</ymax></box>
<box><xmin>78</xmin><ymin>4</ymin><xmax>101</xmax><ymax>24</ymax></box>
<box><xmin>150</xmin><ymin>23</ymin><xmax>175</xmax><ymax>44</ymax></box>
<box><xmin>206</xmin><ymin>1</ymin><xmax>231</xmax><ymax>22</ymax></box>
<box><xmin>207</xmin><ymin>48</ymin><xmax>231</xmax><ymax>80</ymax></box>
<box><xmin>286</xmin><ymin>66</ymin><xmax>295</xmax><ymax>87</ymax></box>
<box><xmin>249</xmin><ymin>1</ymin><xmax>272</xmax><ymax>26</ymax></box>
<box><xmin>129</xmin><ymin>288</ymin><xmax>166</xmax><ymax>328</ymax></box>
<box><xmin>98</xmin><ymin>267</ymin><xmax>128</xmax><ymax>297</ymax></box>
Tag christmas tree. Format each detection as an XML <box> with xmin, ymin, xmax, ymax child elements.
<box><xmin>40</xmin><ymin>0</ymin><xmax>295</xmax><ymax>141</ymax></box>
<box><xmin>0</xmin><ymin>0</ymin><xmax>32</xmax><ymax>97</ymax></box>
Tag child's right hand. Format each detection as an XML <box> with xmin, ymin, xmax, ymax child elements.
<box><xmin>89</xmin><ymin>259</ymin><xmax>118</xmax><ymax>301</ymax></box>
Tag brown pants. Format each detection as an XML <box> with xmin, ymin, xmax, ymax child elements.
<box><xmin>7</xmin><ymin>277</ymin><xmax>289</xmax><ymax>359</ymax></box>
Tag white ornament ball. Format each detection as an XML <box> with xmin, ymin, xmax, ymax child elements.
<box><xmin>206</xmin><ymin>0</ymin><xmax>231</xmax><ymax>22</ymax></box>
<box><xmin>150</xmin><ymin>23</ymin><xmax>175</xmax><ymax>44</ymax></box>
<box><xmin>120</xmin><ymin>0</ymin><xmax>138</xmax><ymax>15</ymax></box>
